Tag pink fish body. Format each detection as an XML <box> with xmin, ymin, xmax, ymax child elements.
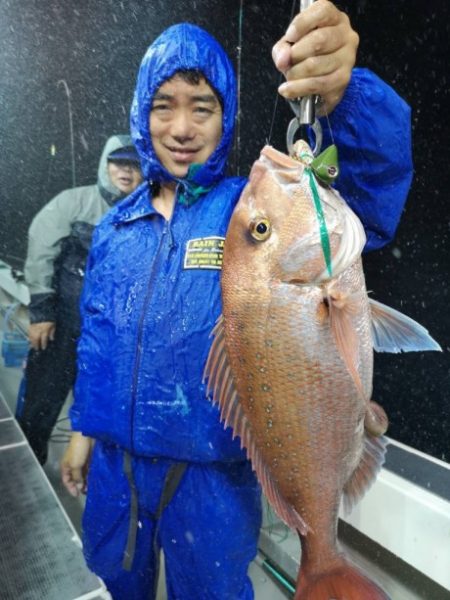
<box><xmin>205</xmin><ymin>143</ymin><xmax>440</xmax><ymax>600</ymax></box>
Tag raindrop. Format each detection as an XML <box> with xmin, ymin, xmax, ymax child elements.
<box><xmin>185</xmin><ymin>531</ymin><xmax>195</xmax><ymax>544</ymax></box>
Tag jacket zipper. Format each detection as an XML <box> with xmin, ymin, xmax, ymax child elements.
<box><xmin>129</xmin><ymin>218</ymin><xmax>175</xmax><ymax>453</ymax></box>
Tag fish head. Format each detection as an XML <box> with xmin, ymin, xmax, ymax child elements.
<box><xmin>224</xmin><ymin>144</ymin><xmax>366</xmax><ymax>287</ymax></box>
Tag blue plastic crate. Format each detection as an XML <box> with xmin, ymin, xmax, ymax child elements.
<box><xmin>1</xmin><ymin>331</ymin><xmax>29</xmax><ymax>367</ymax></box>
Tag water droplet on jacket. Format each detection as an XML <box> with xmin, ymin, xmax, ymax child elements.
<box><xmin>185</xmin><ymin>530</ymin><xmax>194</xmax><ymax>544</ymax></box>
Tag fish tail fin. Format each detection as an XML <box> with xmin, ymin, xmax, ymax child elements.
<box><xmin>295</xmin><ymin>559</ymin><xmax>390</xmax><ymax>600</ymax></box>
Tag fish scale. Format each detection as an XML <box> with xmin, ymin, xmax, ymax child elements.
<box><xmin>223</xmin><ymin>281</ymin><xmax>364</xmax><ymax>528</ymax></box>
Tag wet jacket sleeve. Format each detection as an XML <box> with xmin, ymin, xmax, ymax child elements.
<box><xmin>24</xmin><ymin>191</ymin><xmax>79</xmax><ymax>323</ymax></box>
<box><xmin>320</xmin><ymin>68</ymin><xmax>413</xmax><ymax>251</ymax></box>
<box><xmin>69</xmin><ymin>227</ymin><xmax>101</xmax><ymax>431</ymax></box>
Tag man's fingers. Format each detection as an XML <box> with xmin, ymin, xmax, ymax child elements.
<box><xmin>280</xmin><ymin>43</ymin><xmax>351</xmax><ymax>94</ymax></box>
<box><xmin>61</xmin><ymin>464</ymin><xmax>84</xmax><ymax>497</ymax></box>
<box><xmin>61</xmin><ymin>465</ymin><xmax>78</xmax><ymax>497</ymax></box>
<box><xmin>28</xmin><ymin>322</ymin><xmax>56</xmax><ymax>351</ymax></box>
<box><xmin>272</xmin><ymin>40</ymin><xmax>293</xmax><ymax>72</ymax></box>
<box><xmin>279</xmin><ymin>66</ymin><xmax>350</xmax><ymax>98</ymax></box>
<box><xmin>272</xmin><ymin>0</ymin><xmax>358</xmax><ymax>95</ymax></box>
<box><xmin>285</xmin><ymin>0</ymin><xmax>343</xmax><ymax>43</ymax></box>
<box><xmin>29</xmin><ymin>336</ymin><xmax>40</xmax><ymax>351</ymax></box>
<box><xmin>40</xmin><ymin>333</ymin><xmax>49</xmax><ymax>351</ymax></box>
<box><xmin>279</xmin><ymin>66</ymin><xmax>351</xmax><ymax>112</ymax></box>
<box><xmin>272</xmin><ymin>1</ymin><xmax>342</xmax><ymax>72</ymax></box>
<box><xmin>28</xmin><ymin>330</ymin><xmax>40</xmax><ymax>350</ymax></box>
<box><xmin>290</xmin><ymin>22</ymin><xmax>357</xmax><ymax>63</ymax></box>
<box><xmin>285</xmin><ymin>53</ymin><xmax>337</xmax><ymax>83</ymax></box>
<box><xmin>61</xmin><ymin>433</ymin><xmax>93</xmax><ymax>497</ymax></box>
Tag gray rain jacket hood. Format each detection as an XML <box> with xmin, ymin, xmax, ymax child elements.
<box><xmin>97</xmin><ymin>134</ymin><xmax>136</xmax><ymax>205</ymax></box>
<box><xmin>25</xmin><ymin>134</ymin><xmax>137</xmax><ymax>327</ymax></box>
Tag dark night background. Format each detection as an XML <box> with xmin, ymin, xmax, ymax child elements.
<box><xmin>0</xmin><ymin>1</ymin><xmax>448</xmax><ymax>462</ymax></box>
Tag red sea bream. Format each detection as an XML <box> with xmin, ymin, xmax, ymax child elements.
<box><xmin>204</xmin><ymin>141</ymin><xmax>440</xmax><ymax>600</ymax></box>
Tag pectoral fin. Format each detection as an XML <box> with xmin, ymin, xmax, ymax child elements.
<box><xmin>369</xmin><ymin>299</ymin><xmax>442</xmax><ymax>353</ymax></box>
<box><xmin>328</xmin><ymin>290</ymin><xmax>366</xmax><ymax>401</ymax></box>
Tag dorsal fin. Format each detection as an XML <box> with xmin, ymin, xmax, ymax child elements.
<box><xmin>369</xmin><ymin>299</ymin><xmax>442</xmax><ymax>353</ymax></box>
<box><xmin>203</xmin><ymin>315</ymin><xmax>311</xmax><ymax>535</ymax></box>
<box><xmin>342</xmin><ymin>434</ymin><xmax>388</xmax><ymax>514</ymax></box>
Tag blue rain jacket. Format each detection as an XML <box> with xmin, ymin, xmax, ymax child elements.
<box><xmin>70</xmin><ymin>23</ymin><xmax>413</xmax><ymax>463</ymax></box>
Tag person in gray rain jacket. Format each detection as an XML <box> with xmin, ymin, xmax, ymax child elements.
<box><xmin>18</xmin><ymin>135</ymin><xmax>143</xmax><ymax>464</ymax></box>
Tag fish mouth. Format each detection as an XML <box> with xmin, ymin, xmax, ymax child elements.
<box><xmin>260</xmin><ymin>145</ymin><xmax>301</xmax><ymax>169</ymax></box>
<box><xmin>248</xmin><ymin>161</ymin><xmax>267</xmax><ymax>191</ymax></box>
<box><xmin>249</xmin><ymin>146</ymin><xmax>303</xmax><ymax>190</ymax></box>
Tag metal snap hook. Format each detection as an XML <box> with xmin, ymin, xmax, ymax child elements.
<box><xmin>286</xmin><ymin>117</ymin><xmax>323</xmax><ymax>158</ymax></box>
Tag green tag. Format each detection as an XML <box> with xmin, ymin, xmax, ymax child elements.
<box><xmin>306</xmin><ymin>168</ymin><xmax>332</xmax><ymax>277</ymax></box>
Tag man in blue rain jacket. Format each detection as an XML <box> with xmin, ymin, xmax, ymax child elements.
<box><xmin>62</xmin><ymin>4</ymin><xmax>412</xmax><ymax>599</ymax></box>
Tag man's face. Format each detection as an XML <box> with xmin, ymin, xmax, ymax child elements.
<box><xmin>107</xmin><ymin>160</ymin><xmax>143</xmax><ymax>194</ymax></box>
<box><xmin>149</xmin><ymin>74</ymin><xmax>223</xmax><ymax>178</ymax></box>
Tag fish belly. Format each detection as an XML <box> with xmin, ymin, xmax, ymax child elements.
<box><xmin>223</xmin><ymin>278</ymin><xmax>370</xmax><ymax>532</ymax></box>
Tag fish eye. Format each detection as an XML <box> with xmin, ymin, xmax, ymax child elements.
<box><xmin>250</xmin><ymin>218</ymin><xmax>271</xmax><ymax>241</ymax></box>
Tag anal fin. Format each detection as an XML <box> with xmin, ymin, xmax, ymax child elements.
<box><xmin>343</xmin><ymin>433</ymin><xmax>388</xmax><ymax>513</ymax></box>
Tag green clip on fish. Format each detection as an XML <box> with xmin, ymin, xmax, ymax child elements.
<box><xmin>310</xmin><ymin>144</ymin><xmax>339</xmax><ymax>185</ymax></box>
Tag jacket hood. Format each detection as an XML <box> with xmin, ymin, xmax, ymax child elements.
<box><xmin>97</xmin><ymin>134</ymin><xmax>135</xmax><ymax>205</ymax></box>
<box><xmin>130</xmin><ymin>23</ymin><xmax>237</xmax><ymax>192</ymax></box>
